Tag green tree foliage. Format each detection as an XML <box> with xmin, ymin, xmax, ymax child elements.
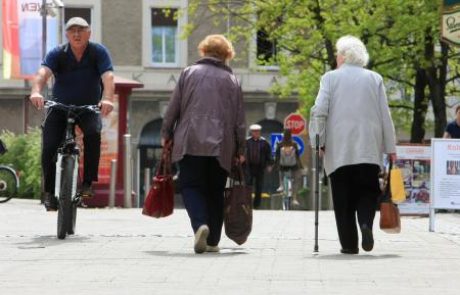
<box><xmin>0</xmin><ymin>129</ymin><xmax>42</xmax><ymax>199</ymax></box>
<box><xmin>187</xmin><ymin>0</ymin><xmax>460</xmax><ymax>141</ymax></box>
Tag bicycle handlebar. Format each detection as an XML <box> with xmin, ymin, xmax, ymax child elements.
<box><xmin>44</xmin><ymin>100</ymin><xmax>100</xmax><ymax>114</ymax></box>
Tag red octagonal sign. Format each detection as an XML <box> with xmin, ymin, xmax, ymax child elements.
<box><xmin>284</xmin><ymin>113</ymin><xmax>306</xmax><ymax>135</ymax></box>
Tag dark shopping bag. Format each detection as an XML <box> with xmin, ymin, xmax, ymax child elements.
<box><xmin>379</xmin><ymin>161</ymin><xmax>401</xmax><ymax>234</ymax></box>
<box><xmin>142</xmin><ymin>141</ymin><xmax>174</xmax><ymax>218</ymax></box>
<box><xmin>224</xmin><ymin>163</ymin><xmax>253</xmax><ymax>245</ymax></box>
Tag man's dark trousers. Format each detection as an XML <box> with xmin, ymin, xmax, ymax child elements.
<box><xmin>179</xmin><ymin>155</ymin><xmax>228</xmax><ymax>247</ymax></box>
<box><xmin>329</xmin><ymin>164</ymin><xmax>381</xmax><ymax>250</ymax></box>
<box><xmin>42</xmin><ymin>109</ymin><xmax>102</xmax><ymax>194</ymax></box>
<box><xmin>247</xmin><ymin>166</ymin><xmax>264</xmax><ymax>208</ymax></box>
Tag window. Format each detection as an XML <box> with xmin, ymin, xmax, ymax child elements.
<box><xmin>256</xmin><ymin>29</ymin><xmax>278</xmax><ymax>66</ymax></box>
<box><xmin>64</xmin><ymin>7</ymin><xmax>92</xmax><ymax>24</ymax></box>
<box><xmin>151</xmin><ymin>8</ymin><xmax>178</xmax><ymax>66</ymax></box>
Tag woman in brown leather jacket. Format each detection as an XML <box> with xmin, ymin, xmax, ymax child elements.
<box><xmin>161</xmin><ymin>35</ymin><xmax>246</xmax><ymax>254</ymax></box>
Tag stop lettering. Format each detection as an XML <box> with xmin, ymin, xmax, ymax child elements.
<box><xmin>284</xmin><ymin>113</ymin><xmax>306</xmax><ymax>135</ymax></box>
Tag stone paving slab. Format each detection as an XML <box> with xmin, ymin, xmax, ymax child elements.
<box><xmin>0</xmin><ymin>199</ymin><xmax>459</xmax><ymax>295</ymax></box>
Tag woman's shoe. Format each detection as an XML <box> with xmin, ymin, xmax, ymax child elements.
<box><xmin>360</xmin><ymin>224</ymin><xmax>374</xmax><ymax>252</ymax></box>
<box><xmin>206</xmin><ymin>245</ymin><xmax>220</xmax><ymax>253</ymax></box>
<box><xmin>194</xmin><ymin>225</ymin><xmax>209</xmax><ymax>254</ymax></box>
<box><xmin>340</xmin><ymin>248</ymin><xmax>359</xmax><ymax>254</ymax></box>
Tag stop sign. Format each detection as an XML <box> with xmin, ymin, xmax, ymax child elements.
<box><xmin>284</xmin><ymin>113</ymin><xmax>306</xmax><ymax>135</ymax></box>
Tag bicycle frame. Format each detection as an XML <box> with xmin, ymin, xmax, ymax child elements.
<box><xmin>46</xmin><ymin>101</ymin><xmax>98</xmax><ymax>201</ymax></box>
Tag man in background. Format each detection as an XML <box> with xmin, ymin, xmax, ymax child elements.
<box><xmin>444</xmin><ymin>105</ymin><xmax>460</xmax><ymax>139</ymax></box>
<box><xmin>245</xmin><ymin>124</ymin><xmax>273</xmax><ymax>209</ymax></box>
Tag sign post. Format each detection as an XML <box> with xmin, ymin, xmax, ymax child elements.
<box><xmin>429</xmin><ymin>139</ymin><xmax>460</xmax><ymax>231</ymax></box>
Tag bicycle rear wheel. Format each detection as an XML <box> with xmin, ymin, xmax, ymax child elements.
<box><xmin>0</xmin><ymin>167</ymin><xmax>17</xmax><ymax>203</ymax></box>
<box><xmin>57</xmin><ymin>156</ymin><xmax>76</xmax><ymax>239</ymax></box>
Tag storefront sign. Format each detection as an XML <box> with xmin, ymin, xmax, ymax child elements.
<box><xmin>442</xmin><ymin>0</ymin><xmax>460</xmax><ymax>46</ymax></box>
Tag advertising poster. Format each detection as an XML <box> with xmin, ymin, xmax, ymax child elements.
<box><xmin>77</xmin><ymin>96</ymin><xmax>119</xmax><ymax>184</ymax></box>
<box><xmin>395</xmin><ymin>145</ymin><xmax>431</xmax><ymax>215</ymax></box>
<box><xmin>97</xmin><ymin>95</ymin><xmax>119</xmax><ymax>184</ymax></box>
<box><xmin>431</xmin><ymin>139</ymin><xmax>460</xmax><ymax>209</ymax></box>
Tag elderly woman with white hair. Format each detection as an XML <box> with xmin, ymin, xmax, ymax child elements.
<box><xmin>309</xmin><ymin>35</ymin><xmax>397</xmax><ymax>254</ymax></box>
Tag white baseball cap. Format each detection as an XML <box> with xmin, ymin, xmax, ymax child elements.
<box><xmin>249</xmin><ymin>124</ymin><xmax>262</xmax><ymax>131</ymax></box>
<box><xmin>65</xmin><ymin>17</ymin><xmax>90</xmax><ymax>31</ymax></box>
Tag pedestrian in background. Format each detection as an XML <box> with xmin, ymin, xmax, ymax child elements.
<box><xmin>245</xmin><ymin>124</ymin><xmax>273</xmax><ymax>209</ymax></box>
<box><xmin>309</xmin><ymin>35</ymin><xmax>396</xmax><ymax>254</ymax></box>
<box><xmin>275</xmin><ymin>129</ymin><xmax>302</xmax><ymax>207</ymax></box>
<box><xmin>443</xmin><ymin>105</ymin><xmax>460</xmax><ymax>139</ymax></box>
<box><xmin>161</xmin><ymin>34</ymin><xmax>246</xmax><ymax>254</ymax></box>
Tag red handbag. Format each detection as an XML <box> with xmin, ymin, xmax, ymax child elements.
<box><xmin>142</xmin><ymin>141</ymin><xmax>174</xmax><ymax>218</ymax></box>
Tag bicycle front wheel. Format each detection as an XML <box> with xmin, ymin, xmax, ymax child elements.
<box><xmin>0</xmin><ymin>167</ymin><xmax>18</xmax><ymax>203</ymax></box>
<box><xmin>57</xmin><ymin>156</ymin><xmax>76</xmax><ymax>239</ymax></box>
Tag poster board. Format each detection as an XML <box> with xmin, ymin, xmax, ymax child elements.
<box><xmin>429</xmin><ymin>139</ymin><xmax>460</xmax><ymax>232</ymax></box>
<box><xmin>430</xmin><ymin>139</ymin><xmax>460</xmax><ymax>209</ymax></box>
<box><xmin>395</xmin><ymin>145</ymin><xmax>431</xmax><ymax>215</ymax></box>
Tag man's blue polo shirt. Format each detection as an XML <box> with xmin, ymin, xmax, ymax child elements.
<box><xmin>42</xmin><ymin>42</ymin><xmax>113</xmax><ymax>106</ymax></box>
<box><xmin>446</xmin><ymin>120</ymin><xmax>460</xmax><ymax>139</ymax></box>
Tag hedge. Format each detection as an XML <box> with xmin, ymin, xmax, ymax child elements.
<box><xmin>0</xmin><ymin>128</ymin><xmax>42</xmax><ymax>199</ymax></box>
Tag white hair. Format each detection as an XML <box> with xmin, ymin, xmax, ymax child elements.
<box><xmin>336</xmin><ymin>35</ymin><xmax>369</xmax><ymax>67</ymax></box>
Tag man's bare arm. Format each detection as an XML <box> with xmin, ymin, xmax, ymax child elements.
<box><xmin>30</xmin><ymin>67</ymin><xmax>53</xmax><ymax>110</ymax></box>
<box><xmin>99</xmin><ymin>71</ymin><xmax>115</xmax><ymax>116</ymax></box>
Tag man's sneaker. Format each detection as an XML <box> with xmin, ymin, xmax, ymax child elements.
<box><xmin>194</xmin><ymin>225</ymin><xmax>209</xmax><ymax>254</ymax></box>
<box><xmin>79</xmin><ymin>182</ymin><xmax>94</xmax><ymax>199</ymax></box>
<box><xmin>206</xmin><ymin>245</ymin><xmax>220</xmax><ymax>253</ymax></box>
<box><xmin>44</xmin><ymin>193</ymin><xmax>58</xmax><ymax>212</ymax></box>
<box><xmin>360</xmin><ymin>224</ymin><xmax>374</xmax><ymax>252</ymax></box>
<box><xmin>276</xmin><ymin>186</ymin><xmax>284</xmax><ymax>193</ymax></box>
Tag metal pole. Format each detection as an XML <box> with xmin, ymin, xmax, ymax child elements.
<box><xmin>123</xmin><ymin>134</ymin><xmax>133</xmax><ymax>208</ymax></box>
<box><xmin>314</xmin><ymin>134</ymin><xmax>320</xmax><ymax>253</ymax></box>
<box><xmin>144</xmin><ymin>167</ymin><xmax>151</xmax><ymax>205</ymax></box>
<box><xmin>109</xmin><ymin>159</ymin><xmax>117</xmax><ymax>208</ymax></box>
<box><xmin>41</xmin><ymin>0</ymin><xmax>47</xmax><ymax>59</ymax></box>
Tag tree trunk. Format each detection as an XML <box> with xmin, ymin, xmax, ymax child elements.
<box><xmin>426</xmin><ymin>41</ymin><xmax>449</xmax><ymax>138</ymax></box>
<box><xmin>425</xmin><ymin>30</ymin><xmax>449</xmax><ymax>137</ymax></box>
<box><xmin>410</xmin><ymin>68</ymin><xmax>428</xmax><ymax>143</ymax></box>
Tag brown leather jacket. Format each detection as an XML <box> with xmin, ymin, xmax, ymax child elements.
<box><xmin>161</xmin><ymin>57</ymin><xmax>246</xmax><ymax>173</ymax></box>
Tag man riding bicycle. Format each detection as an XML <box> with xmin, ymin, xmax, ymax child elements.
<box><xmin>30</xmin><ymin>17</ymin><xmax>115</xmax><ymax>211</ymax></box>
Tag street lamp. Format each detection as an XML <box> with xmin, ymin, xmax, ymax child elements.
<box><xmin>40</xmin><ymin>0</ymin><xmax>65</xmax><ymax>59</ymax></box>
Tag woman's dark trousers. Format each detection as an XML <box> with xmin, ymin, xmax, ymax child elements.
<box><xmin>179</xmin><ymin>155</ymin><xmax>228</xmax><ymax>247</ymax></box>
<box><xmin>329</xmin><ymin>164</ymin><xmax>381</xmax><ymax>250</ymax></box>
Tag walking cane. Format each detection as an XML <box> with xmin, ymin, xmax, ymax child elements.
<box><xmin>313</xmin><ymin>133</ymin><xmax>320</xmax><ymax>254</ymax></box>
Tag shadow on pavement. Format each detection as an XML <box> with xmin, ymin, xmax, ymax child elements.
<box><xmin>14</xmin><ymin>235</ymin><xmax>91</xmax><ymax>249</ymax></box>
<box><xmin>314</xmin><ymin>253</ymin><xmax>401</xmax><ymax>260</ymax></box>
<box><xmin>145</xmin><ymin>249</ymin><xmax>249</xmax><ymax>258</ymax></box>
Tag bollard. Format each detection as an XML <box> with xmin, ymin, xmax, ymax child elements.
<box><xmin>144</xmin><ymin>168</ymin><xmax>151</xmax><ymax>194</ymax></box>
<box><xmin>123</xmin><ymin>134</ymin><xmax>133</xmax><ymax>208</ymax></box>
<box><xmin>109</xmin><ymin>159</ymin><xmax>117</xmax><ymax>208</ymax></box>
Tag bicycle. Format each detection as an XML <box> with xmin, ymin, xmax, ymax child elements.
<box><xmin>0</xmin><ymin>140</ymin><xmax>19</xmax><ymax>203</ymax></box>
<box><xmin>0</xmin><ymin>164</ymin><xmax>19</xmax><ymax>203</ymax></box>
<box><xmin>44</xmin><ymin>100</ymin><xmax>99</xmax><ymax>239</ymax></box>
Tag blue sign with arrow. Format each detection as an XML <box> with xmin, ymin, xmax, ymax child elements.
<box><xmin>270</xmin><ymin>133</ymin><xmax>305</xmax><ymax>156</ymax></box>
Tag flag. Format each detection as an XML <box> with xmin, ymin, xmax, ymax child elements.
<box><xmin>2</xmin><ymin>0</ymin><xmax>58</xmax><ymax>79</ymax></box>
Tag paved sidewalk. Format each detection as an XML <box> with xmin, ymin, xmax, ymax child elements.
<box><xmin>0</xmin><ymin>199</ymin><xmax>459</xmax><ymax>295</ymax></box>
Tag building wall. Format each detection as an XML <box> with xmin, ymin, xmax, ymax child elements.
<box><xmin>102</xmin><ymin>0</ymin><xmax>142</xmax><ymax>66</ymax></box>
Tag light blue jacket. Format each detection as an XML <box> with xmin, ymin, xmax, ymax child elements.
<box><xmin>309</xmin><ymin>64</ymin><xmax>396</xmax><ymax>176</ymax></box>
